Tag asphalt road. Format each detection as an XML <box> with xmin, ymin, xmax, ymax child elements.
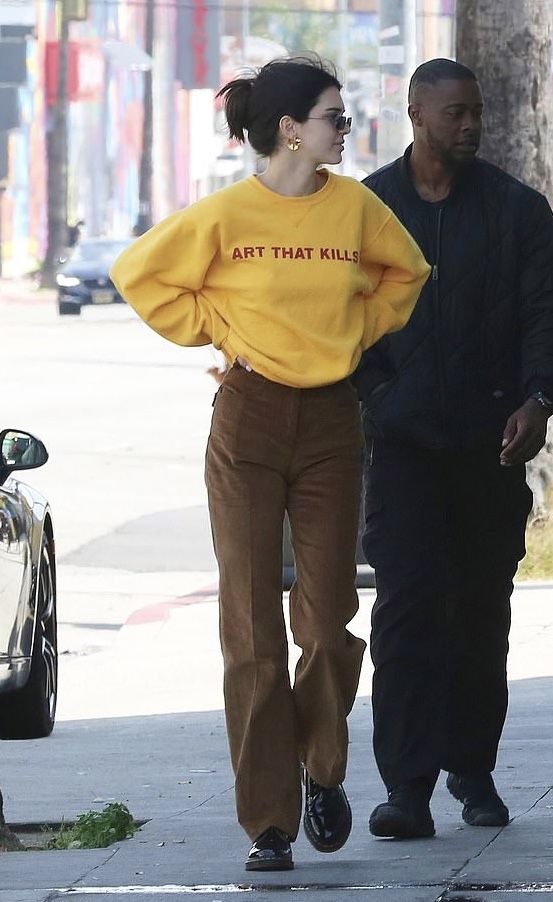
<box><xmin>1</xmin><ymin>286</ymin><xmax>223</xmax><ymax>712</ymax></box>
<box><xmin>1</xmin><ymin>285</ymin><xmax>218</xmax><ymax>562</ymax></box>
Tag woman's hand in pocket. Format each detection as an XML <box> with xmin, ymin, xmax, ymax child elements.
<box><xmin>236</xmin><ymin>356</ymin><xmax>252</xmax><ymax>372</ymax></box>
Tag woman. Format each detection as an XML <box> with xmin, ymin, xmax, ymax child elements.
<box><xmin>111</xmin><ymin>56</ymin><xmax>430</xmax><ymax>871</ymax></box>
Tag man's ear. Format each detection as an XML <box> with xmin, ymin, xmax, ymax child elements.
<box><xmin>408</xmin><ymin>103</ymin><xmax>423</xmax><ymax>128</ymax></box>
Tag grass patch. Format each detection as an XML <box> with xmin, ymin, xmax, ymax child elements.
<box><xmin>46</xmin><ymin>802</ymin><xmax>137</xmax><ymax>850</ymax></box>
<box><xmin>517</xmin><ymin>520</ymin><xmax>553</xmax><ymax>581</ymax></box>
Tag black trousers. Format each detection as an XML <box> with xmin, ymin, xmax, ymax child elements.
<box><xmin>362</xmin><ymin>435</ymin><xmax>533</xmax><ymax>790</ymax></box>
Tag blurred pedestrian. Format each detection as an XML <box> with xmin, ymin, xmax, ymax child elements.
<box><xmin>355</xmin><ymin>58</ymin><xmax>553</xmax><ymax>840</ymax></box>
<box><xmin>111</xmin><ymin>55</ymin><xmax>429</xmax><ymax>870</ymax></box>
<box><xmin>67</xmin><ymin>220</ymin><xmax>85</xmax><ymax>248</ymax></box>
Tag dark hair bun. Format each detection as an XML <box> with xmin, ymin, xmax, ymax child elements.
<box><xmin>217</xmin><ymin>75</ymin><xmax>255</xmax><ymax>142</ymax></box>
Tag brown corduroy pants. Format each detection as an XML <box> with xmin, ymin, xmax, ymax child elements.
<box><xmin>205</xmin><ymin>364</ymin><xmax>366</xmax><ymax>842</ymax></box>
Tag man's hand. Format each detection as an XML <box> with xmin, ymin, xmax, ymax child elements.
<box><xmin>500</xmin><ymin>399</ymin><xmax>550</xmax><ymax>466</ymax></box>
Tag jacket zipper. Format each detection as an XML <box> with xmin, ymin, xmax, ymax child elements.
<box><xmin>432</xmin><ymin>206</ymin><xmax>447</xmax><ymax>436</ymax></box>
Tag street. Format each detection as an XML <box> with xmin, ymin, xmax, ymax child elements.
<box><xmin>0</xmin><ymin>283</ymin><xmax>552</xmax><ymax>900</ymax></box>
<box><xmin>2</xmin><ymin>286</ymin><xmax>222</xmax><ymax>715</ymax></box>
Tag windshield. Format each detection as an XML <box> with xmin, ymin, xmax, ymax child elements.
<box><xmin>71</xmin><ymin>240</ymin><xmax>131</xmax><ymax>263</ymax></box>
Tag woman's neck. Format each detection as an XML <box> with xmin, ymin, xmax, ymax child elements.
<box><xmin>256</xmin><ymin>158</ymin><xmax>327</xmax><ymax>197</ymax></box>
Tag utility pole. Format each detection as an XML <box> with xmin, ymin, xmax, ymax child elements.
<box><xmin>240</xmin><ymin>0</ymin><xmax>256</xmax><ymax>176</ymax></box>
<box><xmin>134</xmin><ymin>0</ymin><xmax>154</xmax><ymax>235</ymax></box>
<box><xmin>41</xmin><ymin>1</ymin><xmax>69</xmax><ymax>287</ymax></box>
<box><xmin>338</xmin><ymin>0</ymin><xmax>356</xmax><ymax>176</ymax></box>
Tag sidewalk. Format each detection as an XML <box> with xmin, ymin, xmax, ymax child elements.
<box><xmin>0</xmin><ymin>277</ymin><xmax>53</xmax><ymax>305</ymax></box>
<box><xmin>0</xmin><ymin>585</ymin><xmax>552</xmax><ymax>901</ymax></box>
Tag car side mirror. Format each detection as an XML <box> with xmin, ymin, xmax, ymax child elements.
<box><xmin>0</xmin><ymin>429</ymin><xmax>49</xmax><ymax>486</ymax></box>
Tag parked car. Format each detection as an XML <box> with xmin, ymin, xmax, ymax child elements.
<box><xmin>56</xmin><ymin>237</ymin><xmax>133</xmax><ymax>316</ymax></box>
<box><xmin>0</xmin><ymin>428</ymin><xmax>57</xmax><ymax>739</ymax></box>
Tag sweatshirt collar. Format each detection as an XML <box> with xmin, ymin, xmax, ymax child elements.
<box><xmin>248</xmin><ymin>169</ymin><xmax>337</xmax><ymax>204</ymax></box>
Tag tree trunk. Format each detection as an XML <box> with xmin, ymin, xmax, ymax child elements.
<box><xmin>134</xmin><ymin>0</ymin><xmax>154</xmax><ymax>235</ymax></box>
<box><xmin>41</xmin><ymin>12</ymin><xmax>70</xmax><ymax>288</ymax></box>
<box><xmin>0</xmin><ymin>790</ymin><xmax>24</xmax><ymax>851</ymax></box>
<box><xmin>456</xmin><ymin>0</ymin><xmax>553</xmax><ymax>522</ymax></box>
<box><xmin>456</xmin><ymin>0</ymin><xmax>553</xmax><ymax>198</ymax></box>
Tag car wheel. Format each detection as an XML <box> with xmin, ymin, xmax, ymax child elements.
<box><xmin>58</xmin><ymin>300</ymin><xmax>81</xmax><ymax>315</ymax></box>
<box><xmin>0</xmin><ymin>535</ymin><xmax>58</xmax><ymax>740</ymax></box>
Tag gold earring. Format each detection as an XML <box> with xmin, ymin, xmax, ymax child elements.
<box><xmin>287</xmin><ymin>136</ymin><xmax>302</xmax><ymax>152</ymax></box>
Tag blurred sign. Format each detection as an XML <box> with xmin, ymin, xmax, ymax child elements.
<box><xmin>189</xmin><ymin>89</ymin><xmax>216</xmax><ymax>181</ymax></box>
<box><xmin>0</xmin><ymin>131</ymin><xmax>8</xmax><ymax>180</ymax></box>
<box><xmin>63</xmin><ymin>0</ymin><xmax>88</xmax><ymax>20</ymax></box>
<box><xmin>45</xmin><ymin>40</ymin><xmax>104</xmax><ymax>105</ymax></box>
<box><xmin>379</xmin><ymin>44</ymin><xmax>404</xmax><ymax>65</ymax></box>
<box><xmin>176</xmin><ymin>0</ymin><xmax>220</xmax><ymax>89</ymax></box>
<box><xmin>0</xmin><ymin>0</ymin><xmax>35</xmax><ymax>27</ymax></box>
<box><xmin>104</xmin><ymin>40</ymin><xmax>152</xmax><ymax>71</ymax></box>
<box><xmin>0</xmin><ymin>86</ymin><xmax>20</xmax><ymax>129</ymax></box>
<box><xmin>349</xmin><ymin>12</ymin><xmax>378</xmax><ymax>68</ymax></box>
<box><xmin>218</xmin><ymin>34</ymin><xmax>287</xmax><ymax>99</ymax></box>
<box><xmin>0</xmin><ymin>39</ymin><xmax>27</xmax><ymax>84</ymax></box>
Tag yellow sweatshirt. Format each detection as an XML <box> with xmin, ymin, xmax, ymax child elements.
<box><xmin>111</xmin><ymin>172</ymin><xmax>430</xmax><ymax>388</ymax></box>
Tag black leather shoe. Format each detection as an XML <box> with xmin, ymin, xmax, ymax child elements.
<box><xmin>369</xmin><ymin>777</ymin><xmax>435</xmax><ymax>839</ymax></box>
<box><xmin>245</xmin><ymin>827</ymin><xmax>294</xmax><ymax>871</ymax></box>
<box><xmin>446</xmin><ymin>772</ymin><xmax>509</xmax><ymax>827</ymax></box>
<box><xmin>303</xmin><ymin>771</ymin><xmax>352</xmax><ymax>852</ymax></box>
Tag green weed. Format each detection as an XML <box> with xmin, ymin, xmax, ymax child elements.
<box><xmin>47</xmin><ymin>802</ymin><xmax>137</xmax><ymax>850</ymax></box>
<box><xmin>517</xmin><ymin>520</ymin><xmax>553</xmax><ymax>581</ymax></box>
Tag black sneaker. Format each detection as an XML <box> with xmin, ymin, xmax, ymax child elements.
<box><xmin>303</xmin><ymin>771</ymin><xmax>352</xmax><ymax>853</ymax></box>
<box><xmin>446</xmin><ymin>772</ymin><xmax>509</xmax><ymax>827</ymax></box>
<box><xmin>245</xmin><ymin>827</ymin><xmax>294</xmax><ymax>871</ymax></box>
<box><xmin>369</xmin><ymin>777</ymin><xmax>435</xmax><ymax>839</ymax></box>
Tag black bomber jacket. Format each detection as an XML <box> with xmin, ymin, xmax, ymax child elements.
<box><xmin>353</xmin><ymin>146</ymin><xmax>553</xmax><ymax>450</ymax></box>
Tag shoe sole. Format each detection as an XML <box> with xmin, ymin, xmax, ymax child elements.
<box><xmin>302</xmin><ymin>771</ymin><xmax>352</xmax><ymax>853</ymax></box>
<box><xmin>447</xmin><ymin>775</ymin><xmax>509</xmax><ymax>827</ymax></box>
<box><xmin>462</xmin><ymin>810</ymin><xmax>509</xmax><ymax>827</ymax></box>
<box><xmin>369</xmin><ymin>813</ymin><xmax>435</xmax><ymax>840</ymax></box>
<box><xmin>303</xmin><ymin>800</ymin><xmax>352</xmax><ymax>853</ymax></box>
<box><xmin>446</xmin><ymin>774</ymin><xmax>464</xmax><ymax>803</ymax></box>
<box><xmin>244</xmin><ymin>859</ymin><xmax>294</xmax><ymax>871</ymax></box>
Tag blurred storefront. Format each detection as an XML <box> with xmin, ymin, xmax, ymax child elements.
<box><xmin>0</xmin><ymin>0</ymin><xmax>43</xmax><ymax>275</ymax></box>
<box><xmin>0</xmin><ymin>0</ymin><xmax>455</xmax><ymax>276</ymax></box>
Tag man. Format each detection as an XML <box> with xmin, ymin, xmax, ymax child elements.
<box><xmin>67</xmin><ymin>220</ymin><xmax>84</xmax><ymax>248</ymax></box>
<box><xmin>355</xmin><ymin>58</ymin><xmax>553</xmax><ymax>839</ymax></box>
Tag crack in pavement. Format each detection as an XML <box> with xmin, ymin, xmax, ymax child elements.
<box><xmin>169</xmin><ymin>783</ymin><xmax>234</xmax><ymax>819</ymax></box>
<box><xmin>433</xmin><ymin>786</ymin><xmax>553</xmax><ymax>900</ymax></box>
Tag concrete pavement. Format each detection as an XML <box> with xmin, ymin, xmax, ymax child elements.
<box><xmin>0</xmin><ymin>583</ymin><xmax>552</xmax><ymax>902</ymax></box>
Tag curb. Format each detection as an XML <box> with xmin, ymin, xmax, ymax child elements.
<box><xmin>124</xmin><ymin>583</ymin><xmax>218</xmax><ymax>626</ymax></box>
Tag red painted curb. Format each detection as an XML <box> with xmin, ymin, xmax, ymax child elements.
<box><xmin>125</xmin><ymin>584</ymin><xmax>219</xmax><ymax>626</ymax></box>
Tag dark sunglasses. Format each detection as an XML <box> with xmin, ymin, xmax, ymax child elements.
<box><xmin>308</xmin><ymin>114</ymin><xmax>352</xmax><ymax>131</ymax></box>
